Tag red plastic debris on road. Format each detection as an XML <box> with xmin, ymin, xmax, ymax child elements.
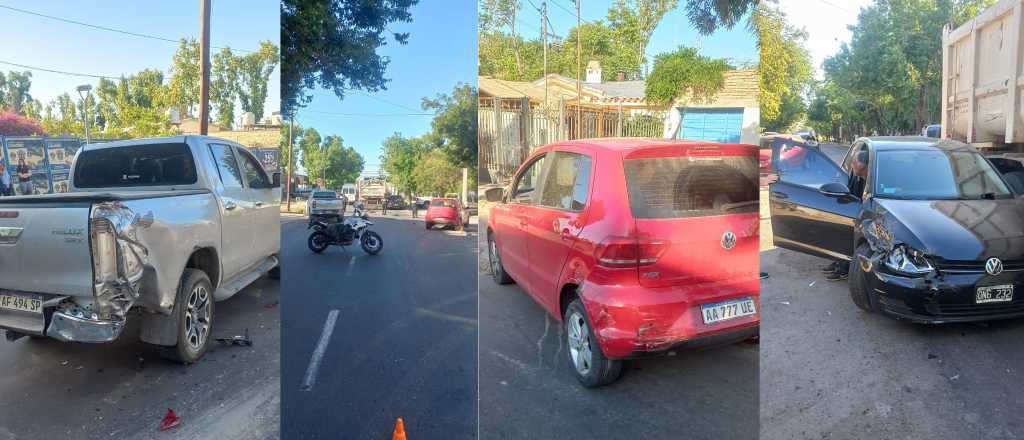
<box><xmin>159</xmin><ymin>408</ymin><xmax>181</xmax><ymax>431</ymax></box>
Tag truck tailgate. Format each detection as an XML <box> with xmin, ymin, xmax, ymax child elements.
<box><xmin>0</xmin><ymin>202</ymin><xmax>94</xmax><ymax>297</ymax></box>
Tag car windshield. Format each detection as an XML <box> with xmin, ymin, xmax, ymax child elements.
<box><xmin>313</xmin><ymin>192</ymin><xmax>337</xmax><ymax>199</ymax></box>
<box><xmin>875</xmin><ymin>150</ymin><xmax>1012</xmax><ymax>200</ymax></box>
<box><xmin>431</xmin><ymin>199</ymin><xmax>455</xmax><ymax>207</ymax></box>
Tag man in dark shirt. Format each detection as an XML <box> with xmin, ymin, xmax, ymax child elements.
<box><xmin>824</xmin><ymin>151</ymin><xmax>869</xmax><ymax>281</ymax></box>
<box><xmin>15</xmin><ymin>156</ymin><xmax>32</xmax><ymax>195</ymax></box>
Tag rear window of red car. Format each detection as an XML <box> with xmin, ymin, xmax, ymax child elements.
<box><xmin>623</xmin><ymin>155</ymin><xmax>758</xmax><ymax>219</ymax></box>
<box><xmin>430</xmin><ymin>199</ymin><xmax>456</xmax><ymax>207</ymax></box>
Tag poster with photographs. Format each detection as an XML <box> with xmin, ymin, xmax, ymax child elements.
<box><xmin>51</xmin><ymin>171</ymin><xmax>70</xmax><ymax>193</ymax></box>
<box><xmin>5</xmin><ymin>138</ymin><xmax>48</xmax><ymax>173</ymax></box>
<box><xmin>254</xmin><ymin>148</ymin><xmax>280</xmax><ymax>172</ymax></box>
<box><xmin>47</xmin><ymin>139</ymin><xmax>81</xmax><ymax>170</ymax></box>
<box><xmin>31</xmin><ymin>173</ymin><xmax>50</xmax><ymax>195</ymax></box>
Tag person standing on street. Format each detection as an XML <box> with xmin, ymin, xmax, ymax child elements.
<box><xmin>15</xmin><ymin>155</ymin><xmax>32</xmax><ymax>196</ymax></box>
<box><xmin>0</xmin><ymin>163</ymin><xmax>11</xmax><ymax>196</ymax></box>
<box><xmin>411</xmin><ymin>197</ymin><xmax>419</xmax><ymax>218</ymax></box>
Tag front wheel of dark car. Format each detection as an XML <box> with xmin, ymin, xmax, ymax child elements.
<box><xmin>487</xmin><ymin>234</ymin><xmax>513</xmax><ymax>284</ymax></box>
<box><xmin>161</xmin><ymin>269</ymin><xmax>214</xmax><ymax>364</ymax></box>
<box><xmin>849</xmin><ymin>243</ymin><xmax>877</xmax><ymax>313</ymax></box>
<box><xmin>564</xmin><ymin>299</ymin><xmax>622</xmax><ymax>387</ymax></box>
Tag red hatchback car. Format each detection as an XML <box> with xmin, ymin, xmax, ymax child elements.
<box><xmin>425</xmin><ymin>198</ymin><xmax>464</xmax><ymax>230</ymax></box>
<box><xmin>486</xmin><ymin>138</ymin><xmax>760</xmax><ymax>386</ymax></box>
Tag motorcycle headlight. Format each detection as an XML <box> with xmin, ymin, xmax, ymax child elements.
<box><xmin>884</xmin><ymin>245</ymin><xmax>934</xmax><ymax>276</ymax></box>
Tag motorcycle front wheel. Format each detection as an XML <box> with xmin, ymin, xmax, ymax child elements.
<box><xmin>361</xmin><ymin>231</ymin><xmax>383</xmax><ymax>255</ymax></box>
<box><xmin>308</xmin><ymin>232</ymin><xmax>330</xmax><ymax>253</ymax></box>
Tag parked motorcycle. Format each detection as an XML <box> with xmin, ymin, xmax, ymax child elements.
<box><xmin>307</xmin><ymin>212</ymin><xmax>383</xmax><ymax>255</ymax></box>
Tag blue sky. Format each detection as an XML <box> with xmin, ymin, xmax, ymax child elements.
<box><xmin>295</xmin><ymin>0</ymin><xmax>478</xmax><ymax>176</ymax></box>
<box><xmin>0</xmin><ymin>0</ymin><xmax>280</xmax><ymax>121</ymax></box>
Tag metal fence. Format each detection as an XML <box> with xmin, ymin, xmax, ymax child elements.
<box><xmin>0</xmin><ymin>135</ymin><xmax>280</xmax><ymax>195</ymax></box>
<box><xmin>479</xmin><ymin>96</ymin><xmax>666</xmax><ymax>184</ymax></box>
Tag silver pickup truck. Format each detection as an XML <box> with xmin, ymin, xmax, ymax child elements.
<box><xmin>0</xmin><ymin>136</ymin><xmax>280</xmax><ymax>363</ymax></box>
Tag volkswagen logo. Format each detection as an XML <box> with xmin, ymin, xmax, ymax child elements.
<box><xmin>985</xmin><ymin>257</ymin><xmax>1004</xmax><ymax>276</ymax></box>
<box><xmin>721</xmin><ymin>231</ymin><xmax>737</xmax><ymax>250</ymax></box>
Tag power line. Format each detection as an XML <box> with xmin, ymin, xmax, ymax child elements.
<box><xmin>549</xmin><ymin>0</ymin><xmax>594</xmax><ymax>25</ymax></box>
<box><xmin>350</xmin><ymin>89</ymin><xmax>425</xmax><ymax>113</ymax></box>
<box><xmin>0</xmin><ymin>3</ymin><xmax>254</xmax><ymax>53</ymax></box>
<box><xmin>817</xmin><ymin>0</ymin><xmax>856</xmax><ymax>14</ymax></box>
<box><xmin>0</xmin><ymin>59</ymin><xmax>120</xmax><ymax>79</ymax></box>
<box><xmin>303</xmin><ymin>109</ymin><xmax>434</xmax><ymax>117</ymax></box>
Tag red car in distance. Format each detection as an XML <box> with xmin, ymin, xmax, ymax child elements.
<box><xmin>485</xmin><ymin>138</ymin><xmax>760</xmax><ymax>387</ymax></box>
<box><xmin>425</xmin><ymin>198</ymin><xmax>464</xmax><ymax>230</ymax></box>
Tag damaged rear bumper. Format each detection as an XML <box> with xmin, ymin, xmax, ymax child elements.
<box><xmin>580</xmin><ymin>278</ymin><xmax>760</xmax><ymax>359</ymax></box>
<box><xmin>0</xmin><ymin>296</ymin><xmax>127</xmax><ymax>343</ymax></box>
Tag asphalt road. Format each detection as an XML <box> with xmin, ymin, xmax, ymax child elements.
<box><xmin>0</xmin><ymin>272</ymin><xmax>281</xmax><ymax>440</ymax></box>
<box><xmin>761</xmin><ymin>142</ymin><xmax>1024</xmax><ymax>439</ymax></box>
<box><xmin>477</xmin><ymin>213</ymin><xmax>759</xmax><ymax>440</ymax></box>
<box><xmin>280</xmin><ymin>212</ymin><xmax>478</xmax><ymax>439</ymax></box>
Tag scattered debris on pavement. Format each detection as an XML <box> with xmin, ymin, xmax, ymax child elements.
<box><xmin>159</xmin><ymin>408</ymin><xmax>181</xmax><ymax>431</ymax></box>
<box><xmin>215</xmin><ymin>329</ymin><xmax>253</xmax><ymax>347</ymax></box>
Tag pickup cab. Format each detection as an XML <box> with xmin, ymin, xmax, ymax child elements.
<box><xmin>306</xmin><ymin>190</ymin><xmax>345</xmax><ymax>218</ymax></box>
<box><xmin>0</xmin><ymin>136</ymin><xmax>281</xmax><ymax>363</ymax></box>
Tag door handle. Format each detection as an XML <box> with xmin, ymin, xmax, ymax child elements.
<box><xmin>560</xmin><ymin>229</ymin><xmax>573</xmax><ymax>241</ymax></box>
<box><xmin>224</xmin><ymin>200</ymin><xmax>237</xmax><ymax>211</ymax></box>
<box><xmin>771</xmin><ymin>191</ymin><xmax>788</xmax><ymax>199</ymax></box>
<box><xmin>255</xmin><ymin>201</ymin><xmax>264</xmax><ymax>207</ymax></box>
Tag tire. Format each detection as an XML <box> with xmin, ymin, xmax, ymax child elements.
<box><xmin>161</xmin><ymin>269</ymin><xmax>214</xmax><ymax>364</ymax></box>
<box><xmin>849</xmin><ymin>243</ymin><xmax>877</xmax><ymax>313</ymax></box>
<box><xmin>487</xmin><ymin>233</ymin><xmax>513</xmax><ymax>284</ymax></box>
<box><xmin>564</xmin><ymin>298</ymin><xmax>622</xmax><ymax>387</ymax></box>
<box><xmin>308</xmin><ymin>232</ymin><xmax>330</xmax><ymax>253</ymax></box>
<box><xmin>425</xmin><ymin>222</ymin><xmax>433</xmax><ymax>230</ymax></box>
<box><xmin>361</xmin><ymin>231</ymin><xmax>384</xmax><ymax>255</ymax></box>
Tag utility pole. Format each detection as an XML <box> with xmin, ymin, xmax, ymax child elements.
<box><xmin>575</xmin><ymin>0</ymin><xmax>582</xmax><ymax>139</ymax></box>
<box><xmin>286</xmin><ymin>116</ymin><xmax>294</xmax><ymax>211</ymax></box>
<box><xmin>542</xmin><ymin>1</ymin><xmax>549</xmax><ymax>109</ymax></box>
<box><xmin>198</xmin><ymin>0</ymin><xmax>211</xmax><ymax>135</ymax></box>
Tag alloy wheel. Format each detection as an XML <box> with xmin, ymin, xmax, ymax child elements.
<box><xmin>184</xmin><ymin>284</ymin><xmax>211</xmax><ymax>351</ymax></box>
<box><xmin>567</xmin><ymin>311</ymin><xmax>593</xmax><ymax>375</ymax></box>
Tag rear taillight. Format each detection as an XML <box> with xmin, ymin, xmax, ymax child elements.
<box><xmin>90</xmin><ymin>218</ymin><xmax>117</xmax><ymax>284</ymax></box>
<box><xmin>595</xmin><ymin>237</ymin><xmax>668</xmax><ymax>268</ymax></box>
<box><xmin>312</xmin><ymin>200</ymin><xmax>318</xmax><ymax>208</ymax></box>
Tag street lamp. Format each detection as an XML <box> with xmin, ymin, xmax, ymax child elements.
<box><xmin>76</xmin><ymin>84</ymin><xmax>93</xmax><ymax>144</ymax></box>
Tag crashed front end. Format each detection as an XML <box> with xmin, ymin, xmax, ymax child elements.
<box><xmin>859</xmin><ymin>217</ymin><xmax>1024</xmax><ymax>323</ymax></box>
<box><xmin>46</xmin><ymin>202</ymin><xmax>150</xmax><ymax>342</ymax></box>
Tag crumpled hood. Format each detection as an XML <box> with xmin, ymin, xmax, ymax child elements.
<box><xmin>874</xmin><ymin>198</ymin><xmax>1024</xmax><ymax>261</ymax></box>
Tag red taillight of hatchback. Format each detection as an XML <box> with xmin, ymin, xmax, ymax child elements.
<box><xmin>595</xmin><ymin>237</ymin><xmax>668</xmax><ymax>268</ymax></box>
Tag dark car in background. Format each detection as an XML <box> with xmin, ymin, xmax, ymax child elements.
<box><xmin>768</xmin><ymin>136</ymin><xmax>1024</xmax><ymax>323</ymax></box>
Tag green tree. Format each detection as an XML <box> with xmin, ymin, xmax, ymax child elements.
<box><xmin>237</xmin><ymin>41</ymin><xmax>280</xmax><ymax>122</ymax></box>
<box><xmin>411</xmin><ymin>150</ymin><xmax>461</xmax><ymax>195</ymax></box>
<box><xmin>281</xmin><ymin>0</ymin><xmax>417</xmax><ymax>115</ymax></box>
<box><xmin>608</xmin><ymin>0</ymin><xmax>679</xmax><ymax>73</ymax></box>
<box><xmin>298</xmin><ymin>127</ymin><xmax>324</xmax><ymax>182</ymax></box>
<box><xmin>480</xmin><ymin>0</ymin><xmax>524</xmax><ymax>76</ymax></box>
<box><xmin>684</xmin><ymin>0</ymin><xmax>756</xmax><ymax>36</ymax></box>
<box><xmin>4</xmin><ymin>71</ymin><xmax>34</xmax><ymax>115</ymax></box>
<box><xmin>422</xmin><ymin>84</ymin><xmax>478</xmax><ymax>170</ymax></box>
<box><xmin>753</xmin><ymin>3</ymin><xmax>813</xmax><ymax>132</ymax></box>
<box><xmin>644</xmin><ymin>46</ymin><xmax>730</xmax><ymax>107</ymax></box>
<box><xmin>211</xmin><ymin>47</ymin><xmax>240</xmax><ymax>128</ymax></box>
<box><xmin>380</xmin><ymin>132</ymin><xmax>429</xmax><ymax>195</ymax></box>
<box><xmin>167</xmin><ymin>39</ymin><xmax>200</xmax><ymax>117</ymax></box>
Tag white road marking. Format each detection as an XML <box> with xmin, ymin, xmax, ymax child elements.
<box><xmin>345</xmin><ymin>255</ymin><xmax>357</xmax><ymax>276</ymax></box>
<box><xmin>301</xmin><ymin>309</ymin><xmax>339</xmax><ymax>391</ymax></box>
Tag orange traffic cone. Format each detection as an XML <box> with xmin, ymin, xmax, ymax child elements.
<box><xmin>392</xmin><ymin>417</ymin><xmax>407</xmax><ymax>440</ymax></box>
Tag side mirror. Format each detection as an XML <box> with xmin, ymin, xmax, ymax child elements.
<box><xmin>271</xmin><ymin>172</ymin><xmax>282</xmax><ymax>187</ymax></box>
<box><xmin>485</xmin><ymin>187</ymin><xmax>504</xmax><ymax>202</ymax></box>
<box><xmin>820</xmin><ymin>181</ymin><xmax>851</xmax><ymax>197</ymax></box>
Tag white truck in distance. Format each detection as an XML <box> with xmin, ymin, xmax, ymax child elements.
<box><xmin>0</xmin><ymin>136</ymin><xmax>281</xmax><ymax>363</ymax></box>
